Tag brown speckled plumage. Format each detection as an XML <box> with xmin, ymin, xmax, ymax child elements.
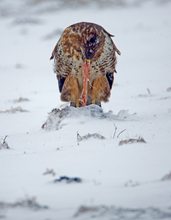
<box><xmin>50</xmin><ymin>22</ymin><xmax>121</xmax><ymax>107</ymax></box>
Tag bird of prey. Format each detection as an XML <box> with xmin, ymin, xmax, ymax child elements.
<box><xmin>50</xmin><ymin>22</ymin><xmax>121</xmax><ymax>107</ymax></box>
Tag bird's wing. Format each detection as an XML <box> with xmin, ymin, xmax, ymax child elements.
<box><xmin>50</xmin><ymin>40</ymin><xmax>71</xmax><ymax>93</ymax></box>
<box><xmin>106</xmin><ymin>72</ymin><xmax>114</xmax><ymax>89</ymax></box>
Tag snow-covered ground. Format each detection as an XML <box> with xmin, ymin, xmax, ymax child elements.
<box><xmin>0</xmin><ymin>0</ymin><xmax>171</xmax><ymax>219</ymax></box>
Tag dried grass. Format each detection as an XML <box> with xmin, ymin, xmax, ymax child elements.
<box><xmin>119</xmin><ymin>137</ymin><xmax>146</xmax><ymax>146</ymax></box>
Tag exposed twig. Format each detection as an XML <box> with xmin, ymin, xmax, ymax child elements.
<box><xmin>117</xmin><ymin>129</ymin><xmax>126</xmax><ymax>138</ymax></box>
<box><xmin>0</xmin><ymin>196</ymin><xmax>48</xmax><ymax>210</ymax></box>
<box><xmin>112</xmin><ymin>124</ymin><xmax>117</xmax><ymax>138</ymax></box>
<box><xmin>2</xmin><ymin>135</ymin><xmax>8</xmax><ymax>145</ymax></box>
<box><xmin>119</xmin><ymin>136</ymin><xmax>146</xmax><ymax>146</ymax></box>
<box><xmin>13</xmin><ymin>97</ymin><xmax>30</xmax><ymax>103</ymax></box>
<box><xmin>147</xmin><ymin>88</ymin><xmax>151</xmax><ymax>95</ymax></box>
<box><xmin>43</xmin><ymin>168</ymin><xmax>56</xmax><ymax>176</ymax></box>
<box><xmin>0</xmin><ymin>135</ymin><xmax>10</xmax><ymax>150</ymax></box>
<box><xmin>54</xmin><ymin>176</ymin><xmax>82</xmax><ymax>184</ymax></box>
<box><xmin>0</xmin><ymin>106</ymin><xmax>28</xmax><ymax>114</ymax></box>
<box><xmin>77</xmin><ymin>132</ymin><xmax>105</xmax><ymax>145</ymax></box>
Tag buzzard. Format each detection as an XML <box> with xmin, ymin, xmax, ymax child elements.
<box><xmin>50</xmin><ymin>22</ymin><xmax>121</xmax><ymax>107</ymax></box>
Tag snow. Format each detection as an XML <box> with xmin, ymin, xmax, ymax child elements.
<box><xmin>0</xmin><ymin>0</ymin><xmax>171</xmax><ymax>219</ymax></box>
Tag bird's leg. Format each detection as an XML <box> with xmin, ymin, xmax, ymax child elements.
<box><xmin>80</xmin><ymin>59</ymin><xmax>90</xmax><ymax>106</ymax></box>
<box><xmin>91</xmin><ymin>75</ymin><xmax>110</xmax><ymax>105</ymax></box>
<box><xmin>61</xmin><ymin>74</ymin><xmax>80</xmax><ymax>107</ymax></box>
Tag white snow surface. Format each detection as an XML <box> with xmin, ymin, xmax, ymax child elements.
<box><xmin>0</xmin><ymin>1</ymin><xmax>171</xmax><ymax>219</ymax></box>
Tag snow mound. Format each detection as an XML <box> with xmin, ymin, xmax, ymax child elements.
<box><xmin>0</xmin><ymin>197</ymin><xmax>48</xmax><ymax>211</ymax></box>
<box><xmin>42</xmin><ymin>104</ymin><xmax>137</xmax><ymax>130</ymax></box>
<box><xmin>74</xmin><ymin>205</ymin><xmax>171</xmax><ymax>220</ymax></box>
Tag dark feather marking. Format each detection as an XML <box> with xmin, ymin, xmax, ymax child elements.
<box><xmin>57</xmin><ymin>76</ymin><xmax>66</xmax><ymax>92</ymax></box>
<box><xmin>50</xmin><ymin>54</ymin><xmax>54</xmax><ymax>60</ymax></box>
<box><xmin>106</xmin><ymin>72</ymin><xmax>114</xmax><ymax>89</ymax></box>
